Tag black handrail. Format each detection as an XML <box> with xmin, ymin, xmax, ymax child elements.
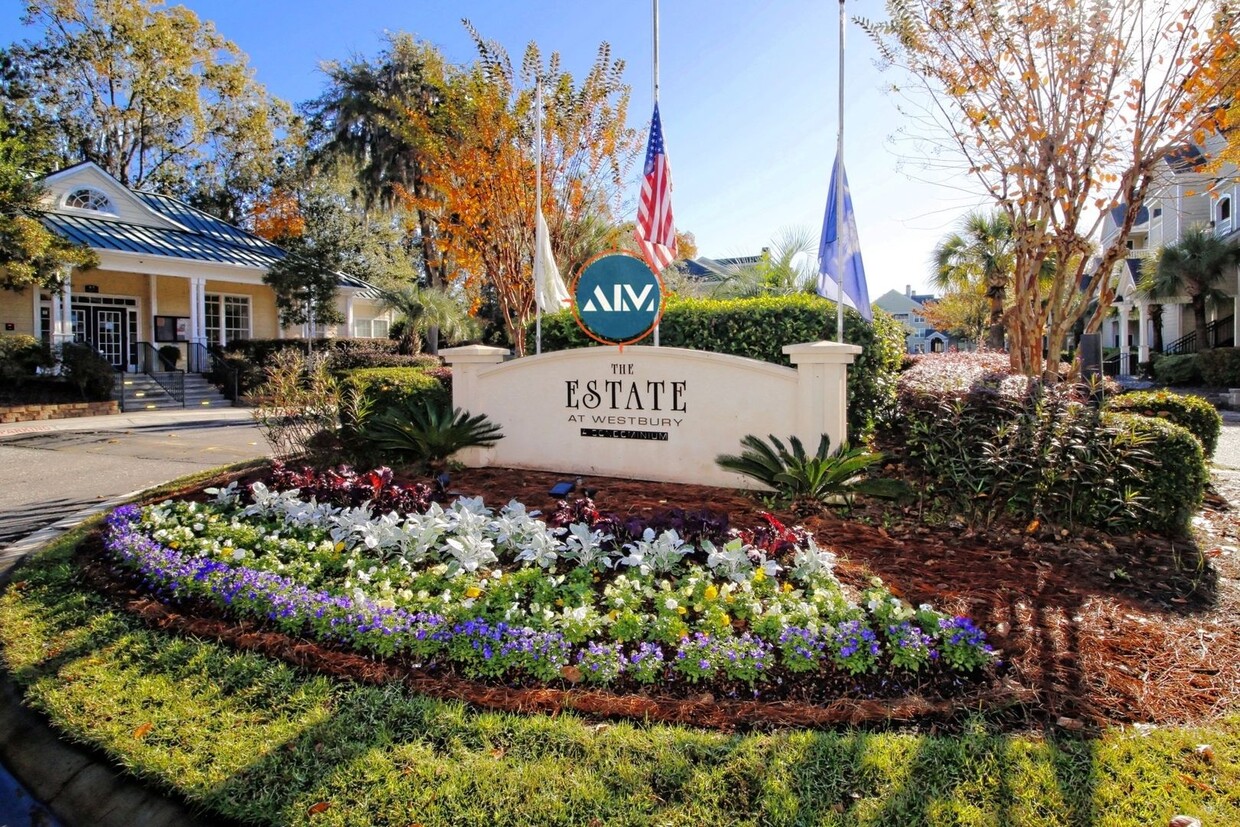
<box><xmin>134</xmin><ymin>341</ymin><xmax>185</xmax><ymax>406</ymax></box>
<box><xmin>1164</xmin><ymin>315</ymin><xmax>1235</xmax><ymax>355</ymax></box>
<box><xmin>187</xmin><ymin>341</ymin><xmax>239</xmax><ymax>401</ymax></box>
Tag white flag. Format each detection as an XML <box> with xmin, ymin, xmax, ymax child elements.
<box><xmin>534</xmin><ymin>209</ymin><xmax>570</xmax><ymax>312</ymax></box>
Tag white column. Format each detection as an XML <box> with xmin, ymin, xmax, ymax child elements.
<box><xmin>51</xmin><ymin>268</ymin><xmax>74</xmax><ymax>346</ymax></box>
<box><xmin>783</xmin><ymin>341</ymin><xmax>863</xmax><ymax>450</ymax></box>
<box><xmin>1137</xmin><ymin>302</ymin><xmax>1150</xmax><ymax>365</ymax></box>
<box><xmin>190</xmin><ymin>277</ymin><xmax>208</xmax><ymax>347</ymax></box>
<box><xmin>31</xmin><ymin>285</ymin><xmax>40</xmax><ymax>340</ymax></box>
<box><xmin>148</xmin><ymin>275</ymin><xmax>158</xmax><ymax>340</ymax></box>
<box><xmin>345</xmin><ymin>295</ymin><xmax>355</xmax><ymax>339</ymax></box>
<box><xmin>1118</xmin><ymin>305</ymin><xmax>1131</xmax><ymax>376</ymax></box>
<box><xmin>50</xmin><ymin>290</ymin><xmax>62</xmax><ymax>343</ymax></box>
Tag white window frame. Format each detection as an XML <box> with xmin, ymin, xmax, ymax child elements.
<box><xmin>63</xmin><ymin>187</ymin><xmax>116</xmax><ymax>214</ymax></box>
<box><xmin>204</xmin><ymin>292</ymin><xmax>252</xmax><ymax>347</ymax></box>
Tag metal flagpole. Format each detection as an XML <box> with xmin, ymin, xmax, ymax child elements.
<box><xmin>535</xmin><ymin>82</ymin><xmax>543</xmax><ymax>356</ymax></box>
<box><xmin>835</xmin><ymin>0</ymin><xmax>845</xmax><ymax>345</ymax></box>
<box><xmin>652</xmin><ymin>0</ymin><xmax>661</xmax><ymax>348</ymax></box>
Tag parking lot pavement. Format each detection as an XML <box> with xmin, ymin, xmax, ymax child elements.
<box><xmin>0</xmin><ymin>409</ymin><xmax>268</xmax><ymax>549</ymax></box>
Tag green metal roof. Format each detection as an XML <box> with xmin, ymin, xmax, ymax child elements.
<box><xmin>39</xmin><ymin>173</ymin><xmax>371</xmax><ymax>289</ymax></box>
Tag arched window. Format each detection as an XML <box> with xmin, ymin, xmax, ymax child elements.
<box><xmin>64</xmin><ymin>188</ymin><xmax>114</xmax><ymax>213</ymax></box>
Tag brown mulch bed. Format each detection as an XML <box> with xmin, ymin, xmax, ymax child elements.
<box><xmin>94</xmin><ymin>464</ymin><xmax>1240</xmax><ymax>731</ymax></box>
<box><xmin>443</xmin><ymin>467</ymin><xmax>1240</xmax><ymax>728</ymax></box>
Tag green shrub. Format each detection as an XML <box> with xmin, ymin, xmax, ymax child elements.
<box><xmin>328</xmin><ymin>350</ymin><xmax>441</xmax><ymax>372</ymax></box>
<box><xmin>343</xmin><ymin>367</ymin><xmax>449</xmax><ymax>416</ymax></box>
<box><xmin>533</xmin><ymin>294</ymin><xmax>906</xmax><ymax>436</ymax></box>
<box><xmin>58</xmin><ymin>343</ymin><xmax>115</xmax><ymax>401</ymax></box>
<box><xmin>1196</xmin><ymin>347</ymin><xmax>1240</xmax><ymax>387</ymax></box>
<box><xmin>1103</xmin><ymin>412</ymin><xmax>1208</xmax><ymax>535</ymax></box>
<box><xmin>0</xmin><ymin>334</ymin><xmax>52</xmax><ymax>387</ymax></box>
<box><xmin>1104</xmin><ymin>390</ymin><xmax>1221</xmax><ymax>457</ymax></box>
<box><xmin>1152</xmin><ymin>353</ymin><xmax>1202</xmax><ymax>386</ymax></box>
<box><xmin>889</xmin><ymin>356</ymin><xmax>1207</xmax><ymax>535</ymax></box>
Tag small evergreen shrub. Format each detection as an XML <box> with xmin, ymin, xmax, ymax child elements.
<box><xmin>533</xmin><ymin>294</ymin><xmax>906</xmax><ymax>436</ymax></box>
<box><xmin>157</xmin><ymin>344</ymin><xmax>181</xmax><ymax>369</ymax></box>
<box><xmin>888</xmin><ymin>352</ymin><xmax>1207</xmax><ymax>535</ymax></box>
<box><xmin>343</xmin><ymin>367</ymin><xmax>449</xmax><ymax>416</ymax></box>
<box><xmin>1152</xmin><ymin>353</ymin><xmax>1202</xmax><ymax>386</ymax></box>
<box><xmin>328</xmin><ymin>350</ymin><xmax>440</xmax><ymax>371</ymax></box>
<box><xmin>0</xmin><ymin>334</ymin><xmax>53</xmax><ymax>387</ymax></box>
<box><xmin>59</xmin><ymin>343</ymin><xmax>115</xmax><ymax>401</ymax></box>
<box><xmin>1104</xmin><ymin>389</ymin><xmax>1221</xmax><ymax>457</ymax></box>
<box><xmin>1196</xmin><ymin>347</ymin><xmax>1240</xmax><ymax>387</ymax></box>
<box><xmin>1102</xmin><ymin>412</ymin><xmax>1208</xmax><ymax>535</ymax></box>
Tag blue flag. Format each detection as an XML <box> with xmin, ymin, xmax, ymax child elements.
<box><xmin>817</xmin><ymin>155</ymin><xmax>871</xmax><ymax>321</ymax></box>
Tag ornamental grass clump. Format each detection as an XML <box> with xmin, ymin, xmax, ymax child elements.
<box><xmin>101</xmin><ymin>471</ymin><xmax>998</xmax><ymax>704</ymax></box>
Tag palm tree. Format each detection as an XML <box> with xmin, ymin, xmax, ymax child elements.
<box><xmin>378</xmin><ymin>284</ymin><xmax>479</xmax><ymax>355</ymax></box>
<box><xmin>709</xmin><ymin>226</ymin><xmax>818</xmax><ymax>298</ymax></box>
<box><xmin>1139</xmin><ymin>226</ymin><xmax>1240</xmax><ymax>352</ymax></box>
<box><xmin>931</xmin><ymin>211</ymin><xmax>1014</xmax><ymax>350</ymax></box>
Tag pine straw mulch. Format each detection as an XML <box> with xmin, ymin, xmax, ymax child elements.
<box><xmin>76</xmin><ymin>464</ymin><xmax>1240</xmax><ymax>733</ymax></box>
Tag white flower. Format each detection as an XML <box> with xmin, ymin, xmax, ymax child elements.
<box><xmin>664</xmin><ymin>597</ymin><xmax>679</xmax><ymax>611</ymax></box>
<box><xmin>559</xmin><ymin>523</ymin><xmax>614</xmax><ymax>571</ymax></box>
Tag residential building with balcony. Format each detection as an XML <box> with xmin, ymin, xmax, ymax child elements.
<box><xmin>1100</xmin><ymin>137</ymin><xmax>1239</xmax><ymax>374</ymax></box>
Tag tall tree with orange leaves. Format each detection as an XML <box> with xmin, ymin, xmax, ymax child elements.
<box><xmin>401</xmin><ymin>23</ymin><xmax>642</xmax><ymax>354</ymax></box>
<box><xmin>867</xmin><ymin>0</ymin><xmax>1240</xmax><ymax>378</ymax></box>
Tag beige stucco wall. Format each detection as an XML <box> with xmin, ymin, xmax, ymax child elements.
<box><xmin>203</xmin><ymin>280</ymin><xmax>280</xmax><ymax>340</ymax></box>
<box><xmin>0</xmin><ymin>284</ymin><xmax>38</xmax><ymax>336</ymax></box>
<box><xmin>443</xmin><ymin>342</ymin><xmax>861</xmax><ymax>488</ymax></box>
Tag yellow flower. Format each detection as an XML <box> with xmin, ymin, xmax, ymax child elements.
<box><xmin>676</xmin><ymin>606</ymin><xmax>687</xmax><ymax>615</ymax></box>
<box><xmin>465</xmin><ymin>586</ymin><xmax>482</xmax><ymax>599</ymax></box>
<box><xmin>555</xmin><ymin>598</ymin><xmax>564</xmax><ymax>607</ymax></box>
<box><xmin>782</xmin><ymin>582</ymin><xmax>793</xmax><ymax>593</ymax></box>
<box><xmin>753</xmin><ymin>568</ymin><xmax>766</xmax><ymax>583</ymax></box>
<box><xmin>704</xmin><ymin>585</ymin><xmax>719</xmax><ymax>601</ymax></box>
<box><xmin>169</xmin><ymin>542</ymin><xmax>179</xmax><ymax>549</ymax></box>
<box><xmin>718</xmin><ymin>614</ymin><xmax>731</xmax><ymax>628</ymax></box>
<box><xmin>334</xmin><ymin>541</ymin><xmax>345</xmax><ymax>553</ymax></box>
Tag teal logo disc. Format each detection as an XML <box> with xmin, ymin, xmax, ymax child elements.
<box><xmin>573</xmin><ymin>253</ymin><xmax>663</xmax><ymax>344</ymax></box>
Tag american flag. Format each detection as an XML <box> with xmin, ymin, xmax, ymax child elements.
<box><xmin>634</xmin><ymin>103</ymin><xmax>677</xmax><ymax>272</ymax></box>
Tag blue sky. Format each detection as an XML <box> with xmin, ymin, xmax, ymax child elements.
<box><xmin>1</xmin><ymin>0</ymin><xmax>991</xmax><ymax>299</ymax></box>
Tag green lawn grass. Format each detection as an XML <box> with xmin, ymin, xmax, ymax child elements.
<box><xmin>1</xmin><ymin>531</ymin><xmax>1237</xmax><ymax>826</ymax></box>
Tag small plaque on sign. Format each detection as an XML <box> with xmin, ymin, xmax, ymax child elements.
<box><xmin>3</xmin><ymin>323</ymin><xmax>14</xmax><ymax>331</ymax></box>
<box><xmin>83</xmin><ymin>284</ymin><xmax>99</xmax><ymax>293</ymax></box>
<box><xmin>581</xmin><ymin>428</ymin><xmax>669</xmax><ymax>441</ymax></box>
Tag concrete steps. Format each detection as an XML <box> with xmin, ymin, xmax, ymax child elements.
<box><xmin>113</xmin><ymin>372</ymin><xmax>232</xmax><ymax>411</ymax></box>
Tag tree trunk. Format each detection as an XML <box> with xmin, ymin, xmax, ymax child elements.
<box><xmin>1194</xmin><ymin>299</ymin><xmax>1210</xmax><ymax>352</ymax></box>
<box><xmin>985</xmin><ymin>282</ymin><xmax>1005</xmax><ymax>350</ymax></box>
<box><xmin>1151</xmin><ymin>304</ymin><xmax>1163</xmax><ymax>353</ymax></box>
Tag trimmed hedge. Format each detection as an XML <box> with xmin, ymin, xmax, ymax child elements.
<box><xmin>343</xmin><ymin>367</ymin><xmax>449</xmax><ymax>416</ymax></box>
<box><xmin>532</xmin><ymin>294</ymin><xmax>906</xmax><ymax>435</ymax></box>
<box><xmin>1152</xmin><ymin>353</ymin><xmax>1202</xmax><ymax>386</ymax></box>
<box><xmin>1197</xmin><ymin>347</ymin><xmax>1240</xmax><ymax>387</ymax></box>
<box><xmin>1104</xmin><ymin>390</ymin><xmax>1221</xmax><ymax>457</ymax></box>
<box><xmin>1103</xmin><ymin>412</ymin><xmax>1208</xmax><ymax>536</ymax></box>
<box><xmin>889</xmin><ymin>354</ymin><xmax>1209</xmax><ymax>536</ymax></box>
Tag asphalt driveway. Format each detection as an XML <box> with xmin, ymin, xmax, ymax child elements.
<box><xmin>0</xmin><ymin>408</ymin><xmax>269</xmax><ymax>549</ymax></box>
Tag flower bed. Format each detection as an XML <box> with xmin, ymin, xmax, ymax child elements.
<box><xmin>101</xmin><ymin>468</ymin><xmax>996</xmax><ymax>704</ymax></box>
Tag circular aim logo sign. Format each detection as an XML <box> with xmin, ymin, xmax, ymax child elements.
<box><xmin>572</xmin><ymin>252</ymin><xmax>664</xmax><ymax>345</ymax></box>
